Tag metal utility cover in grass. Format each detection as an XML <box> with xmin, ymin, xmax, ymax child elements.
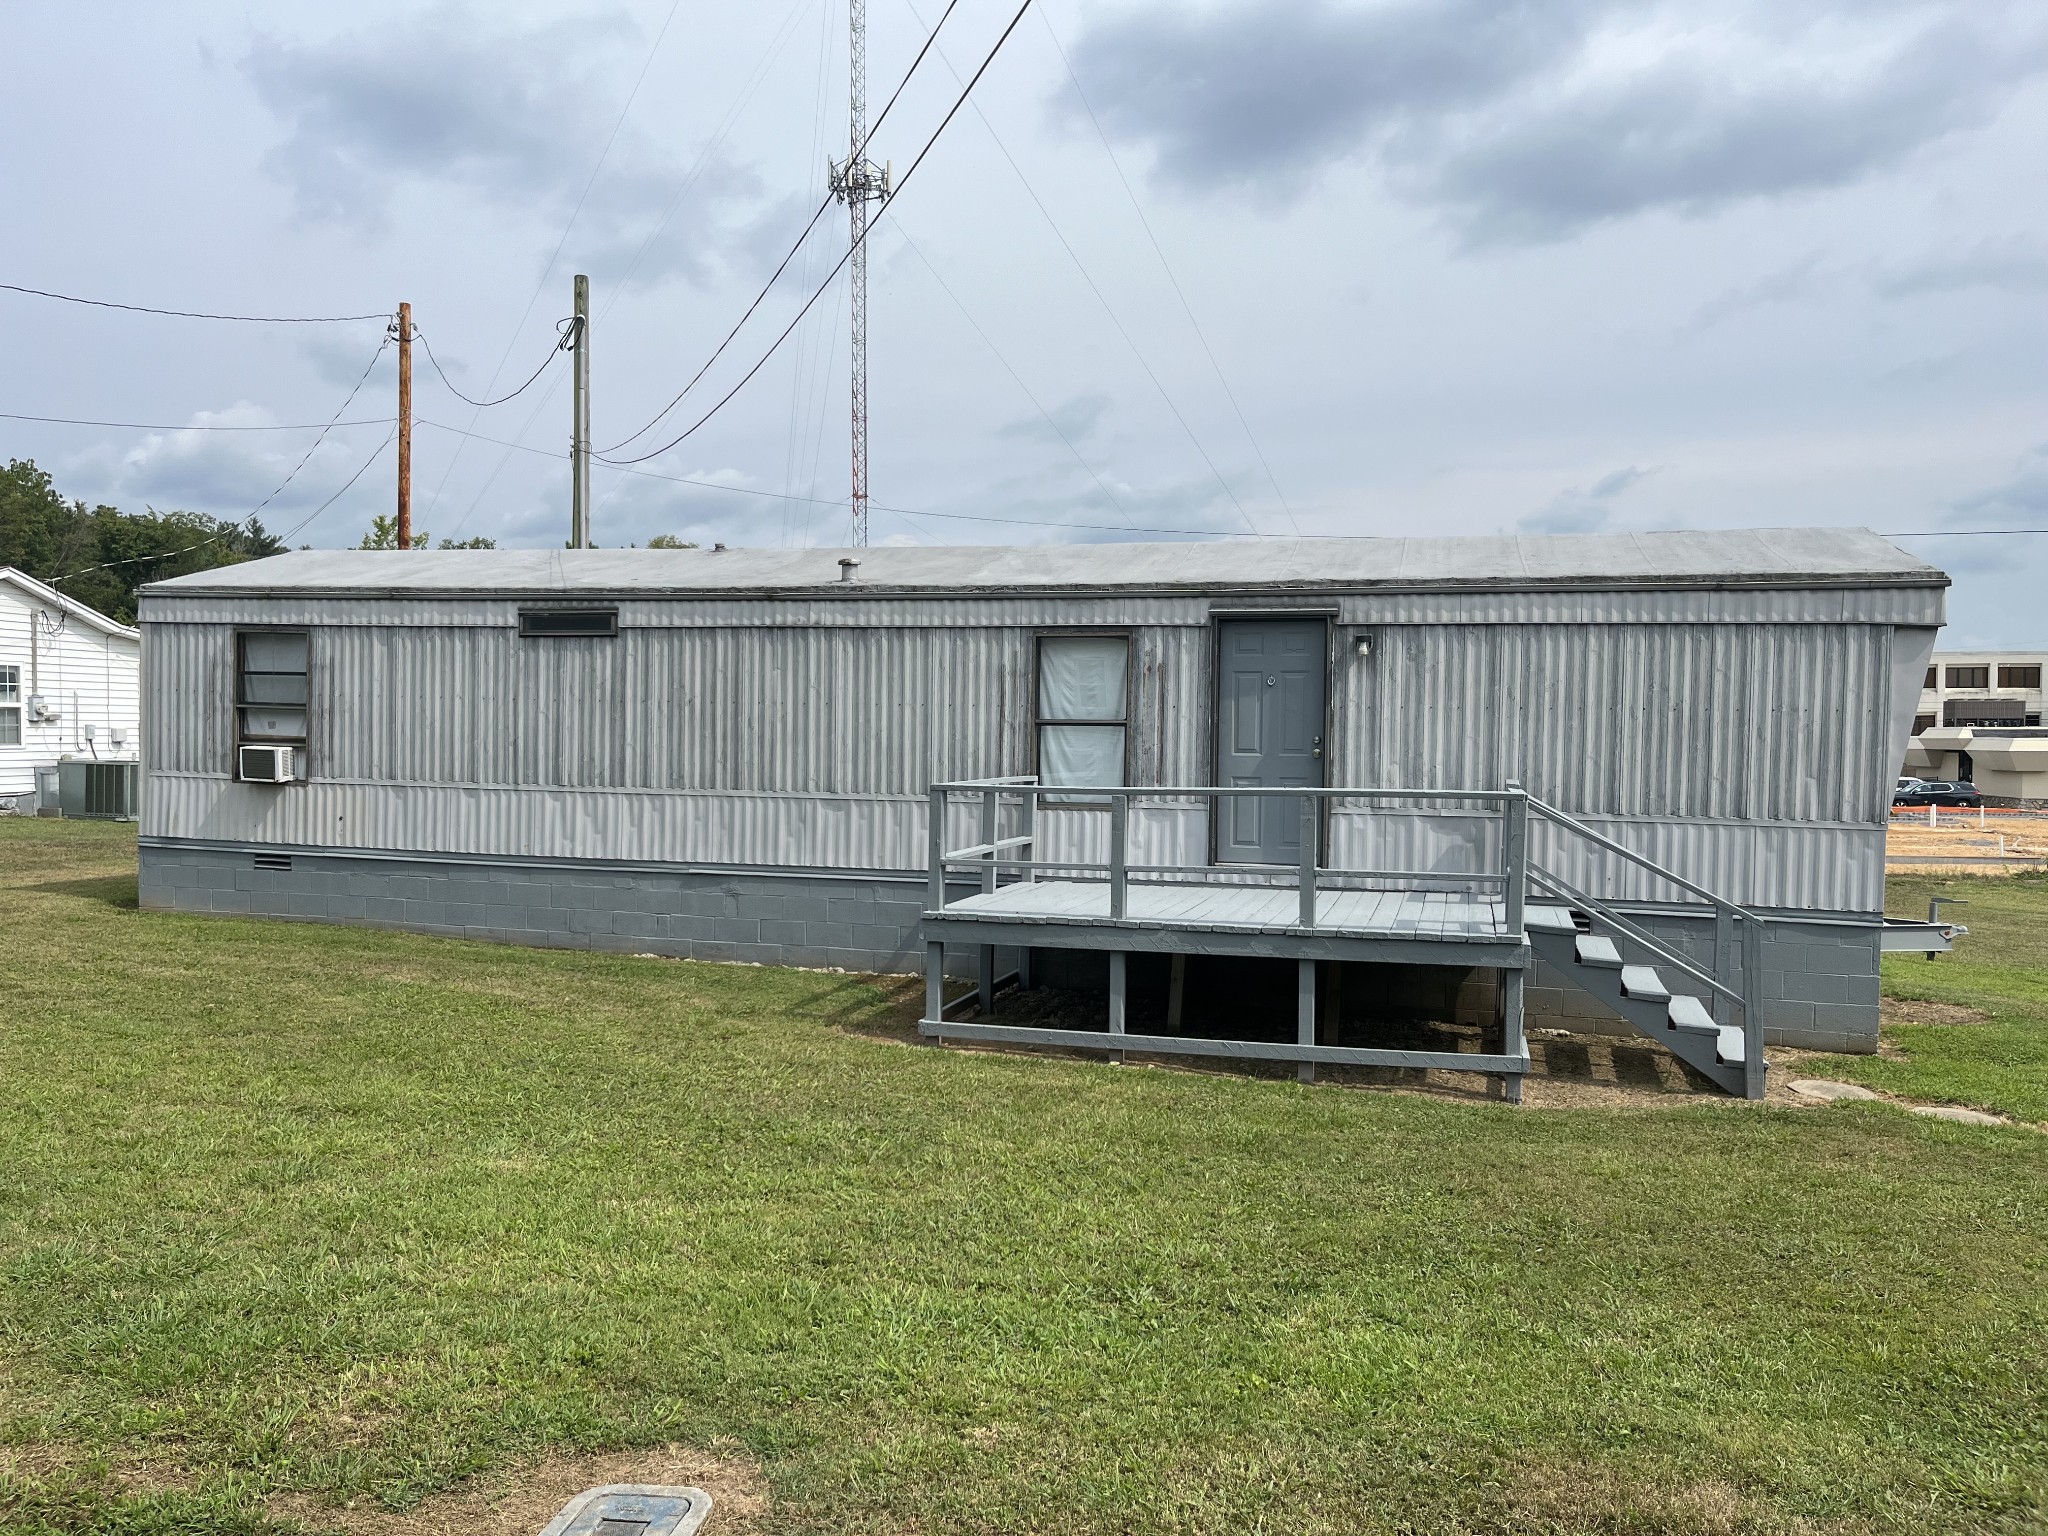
<box><xmin>538</xmin><ymin>1485</ymin><xmax>711</xmax><ymax>1536</ymax></box>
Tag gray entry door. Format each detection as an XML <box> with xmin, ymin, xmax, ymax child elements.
<box><xmin>1215</xmin><ymin>618</ymin><xmax>1327</xmax><ymax>864</ymax></box>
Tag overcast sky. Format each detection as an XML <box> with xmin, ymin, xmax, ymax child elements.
<box><xmin>3</xmin><ymin>0</ymin><xmax>2045</xmax><ymax>643</ymax></box>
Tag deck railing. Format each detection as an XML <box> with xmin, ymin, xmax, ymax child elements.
<box><xmin>929</xmin><ymin>776</ymin><xmax>1770</xmax><ymax>1100</ymax></box>
<box><xmin>927</xmin><ymin>777</ymin><xmax>1528</xmax><ymax>931</ymax></box>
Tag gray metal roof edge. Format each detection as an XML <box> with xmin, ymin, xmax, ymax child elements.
<box><xmin>136</xmin><ymin>569</ymin><xmax>1951</xmax><ymax>605</ymax></box>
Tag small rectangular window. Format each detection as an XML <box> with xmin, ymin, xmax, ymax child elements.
<box><xmin>1924</xmin><ymin>666</ymin><xmax>1937</xmax><ymax>689</ymax></box>
<box><xmin>519</xmin><ymin>608</ymin><xmax>618</xmax><ymax>638</ymax></box>
<box><xmin>1036</xmin><ymin>634</ymin><xmax>1129</xmax><ymax>789</ymax></box>
<box><xmin>1912</xmin><ymin>715</ymin><xmax>1935</xmax><ymax>734</ymax></box>
<box><xmin>1945</xmin><ymin>665</ymin><xmax>1989</xmax><ymax>689</ymax></box>
<box><xmin>1998</xmin><ymin>665</ymin><xmax>2040</xmax><ymax>689</ymax></box>
<box><xmin>0</xmin><ymin>664</ymin><xmax>19</xmax><ymax>747</ymax></box>
<box><xmin>237</xmin><ymin>631</ymin><xmax>309</xmax><ymax>776</ymax></box>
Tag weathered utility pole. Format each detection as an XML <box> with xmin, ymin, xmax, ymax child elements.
<box><xmin>571</xmin><ymin>274</ymin><xmax>591</xmax><ymax>549</ymax></box>
<box><xmin>395</xmin><ymin>301</ymin><xmax>413</xmax><ymax>548</ymax></box>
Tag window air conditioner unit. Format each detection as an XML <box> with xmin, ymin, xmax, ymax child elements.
<box><xmin>240</xmin><ymin>744</ymin><xmax>295</xmax><ymax>783</ymax></box>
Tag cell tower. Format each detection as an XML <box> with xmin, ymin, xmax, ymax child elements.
<box><xmin>828</xmin><ymin>0</ymin><xmax>889</xmax><ymax>548</ymax></box>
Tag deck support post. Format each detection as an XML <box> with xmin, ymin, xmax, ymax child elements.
<box><xmin>1297</xmin><ymin>957</ymin><xmax>1316</xmax><ymax>1084</ymax></box>
<box><xmin>1166</xmin><ymin>953</ymin><xmax>1186</xmax><ymax>1033</ymax></box>
<box><xmin>1741</xmin><ymin>915</ymin><xmax>1767</xmax><ymax>1101</ymax></box>
<box><xmin>926</xmin><ymin>785</ymin><xmax>946</xmax><ymax>911</ymax></box>
<box><xmin>1502</xmin><ymin>781</ymin><xmax>1527</xmax><ymax>940</ymax></box>
<box><xmin>1109</xmin><ymin>794</ymin><xmax>1129</xmax><ymax>919</ymax></box>
<box><xmin>1712</xmin><ymin>905</ymin><xmax>1732</xmax><ymax>1026</ymax></box>
<box><xmin>979</xmin><ymin>788</ymin><xmax>998</xmax><ymax>896</ymax></box>
<box><xmin>1500</xmin><ymin>965</ymin><xmax>1525</xmax><ymax>1104</ymax></box>
<box><xmin>1298</xmin><ymin>795</ymin><xmax>1318</xmax><ymax>929</ymax></box>
<box><xmin>1108</xmin><ymin>950</ymin><xmax>1128</xmax><ymax>1064</ymax></box>
<box><xmin>925</xmin><ymin>941</ymin><xmax>945</xmax><ymax>1033</ymax></box>
<box><xmin>978</xmin><ymin>945</ymin><xmax>996</xmax><ymax>1016</ymax></box>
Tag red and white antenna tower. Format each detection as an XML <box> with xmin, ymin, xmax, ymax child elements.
<box><xmin>829</xmin><ymin>0</ymin><xmax>889</xmax><ymax>548</ymax></box>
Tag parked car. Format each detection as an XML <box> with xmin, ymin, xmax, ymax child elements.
<box><xmin>1896</xmin><ymin>777</ymin><xmax>1927</xmax><ymax>797</ymax></box>
<box><xmin>1895</xmin><ymin>781</ymin><xmax>1984</xmax><ymax>807</ymax></box>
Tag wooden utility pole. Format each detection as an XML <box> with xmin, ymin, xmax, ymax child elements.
<box><xmin>395</xmin><ymin>301</ymin><xmax>413</xmax><ymax>548</ymax></box>
<box><xmin>570</xmin><ymin>274</ymin><xmax>590</xmax><ymax>548</ymax></box>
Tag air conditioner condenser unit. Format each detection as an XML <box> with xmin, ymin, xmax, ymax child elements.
<box><xmin>239</xmin><ymin>744</ymin><xmax>296</xmax><ymax>783</ymax></box>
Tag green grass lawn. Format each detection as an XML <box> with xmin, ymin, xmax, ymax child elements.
<box><xmin>2</xmin><ymin>820</ymin><xmax>2046</xmax><ymax>1535</ymax></box>
<box><xmin>1790</xmin><ymin>875</ymin><xmax>2048</xmax><ymax>1125</ymax></box>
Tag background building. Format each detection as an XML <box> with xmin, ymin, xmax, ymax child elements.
<box><xmin>0</xmin><ymin>567</ymin><xmax>140</xmax><ymax>809</ymax></box>
<box><xmin>1903</xmin><ymin>650</ymin><xmax>2048</xmax><ymax>804</ymax></box>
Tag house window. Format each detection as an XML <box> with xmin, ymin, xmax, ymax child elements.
<box><xmin>0</xmin><ymin>664</ymin><xmax>19</xmax><ymax>747</ymax></box>
<box><xmin>237</xmin><ymin>631</ymin><xmax>309</xmax><ymax>771</ymax></box>
<box><xmin>1912</xmin><ymin>715</ymin><xmax>1935</xmax><ymax>734</ymax></box>
<box><xmin>1998</xmin><ymin>665</ymin><xmax>2041</xmax><ymax>689</ymax></box>
<box><xmin>1945</xmin><ymin>665</ymin><xmax>1989</xmax><ymax>689</ymax></box>
<box><xmin>1035</xmin><ymin>635</ymin><xmax>1129</xmax><ymax>788</ymax></box>
<box><xmin>1925</xmin><ymin>666</ymin><xmax>1937</xmax><ymax>689</ymax></box>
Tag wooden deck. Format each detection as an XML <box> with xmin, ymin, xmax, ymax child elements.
<box><xmin>922</xmin><ymin>878</ymin><xmax>1524</xmax><ymax>967</ymax></box>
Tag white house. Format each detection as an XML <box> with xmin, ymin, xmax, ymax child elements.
<box><xmin>0</xmin><ymin>567</ymin><xmax>141</xmax><ymax>806</ymax></box>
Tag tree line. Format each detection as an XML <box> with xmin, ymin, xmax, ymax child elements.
<box><xmin>0</xmin><ymin>458</ymin><xmax>284</xmax><ymax>623</ymax></box>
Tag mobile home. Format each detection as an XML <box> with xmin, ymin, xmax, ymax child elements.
<box><xmin>136</xmin><ymin>530</ymin><xmax>1945</xmax><ymax>1098</ymax></box>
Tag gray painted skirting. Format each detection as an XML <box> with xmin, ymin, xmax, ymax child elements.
<box><xmin>136</xmin><ymin>840</ymin><xmax>1880</xmax><ymax>1053</ymax></box>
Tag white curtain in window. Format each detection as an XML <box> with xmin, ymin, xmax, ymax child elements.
<box><xmin>1037</xmin><ymin>636</ymin><xmax>1128</xmax><ymax>721</ymax></box>
<box><xmin>1038</xmin><ymin>724</ymin><xmax>1125</xmax><ymax>787</ymax></box>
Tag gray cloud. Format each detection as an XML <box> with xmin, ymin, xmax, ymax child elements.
<box><xmin>1686</xmin><ymin>235</ymin><xmax>2048</xmax><ymax>332</ymax></box>
<box><xmin>998</xmin><ymin>392</ymin><xmax>1112</xmax><ymax>445</ymax></box>
<box><xmin>60</xmin><ymin>407</ymin><xmax>395</xmax><ymax>536</ymax></box>
<box><xmin>1873</xmin><ymin>237</ymin><xmax>2048</xmax><ymax>298</ymax></box>
<box><xmin>245</xmin><ymin>6</ymin><xmax>766</xmax><ymax>290</ymax></box>
<box><xmin>1952</xmin><ymin>444</ymin><xmax>2048</xmax><ymax>521</ymax></box>
<box><xmin>1518</xmin><ymin>464</ymin><xmax>1655</xmax><ymax>533</ymax></box>
<box><xmin>1064</xmin><ymin>0</ymin><xmax>2048</xmax><ymax>242</ymax></box>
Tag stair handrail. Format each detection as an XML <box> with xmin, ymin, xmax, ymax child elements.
<box><xmin>1523</xmin><ymin>793</ymin><xmax>1769</xmax><ymax>1099</ymax></box>
<box><xmin>1526</xmin><ymin>859</ymin><xmax>1740</xmax><ymax>1007</ymax></box>
<box><xmin>1525</xmin><ymin>796</ymin><xmax>1753</xmax><ymax>918</ymax></box>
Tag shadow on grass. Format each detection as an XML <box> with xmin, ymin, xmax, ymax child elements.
<box><xmin>798</xmin><ymin>972</ymin><xmax>925</xmax><ymax>1043</ymax></box>
<box><xmin>26</xmin><ymin>875</ymin><xmax>138</xmax><ymax>909</ymax></box>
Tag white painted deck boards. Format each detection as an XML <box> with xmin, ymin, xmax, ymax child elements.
<box><xmin>939</xmin><ymin>880</ymin><xmax>1507</xmax><ymax>941</ymax></box>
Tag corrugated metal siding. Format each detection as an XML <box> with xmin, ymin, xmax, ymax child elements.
<box><xmin>144</xmin><ymin>777</ymin><xmax>1882</xmax><ymax>908</ymax></box>
<box><xmin>142</xmin><ymin>623</ymin><xmax>232</xmax><ymax>774</ymax></box>
<box><xmin>1340</xmin><ymin>623</ymin><xmax>1892</xmax><ymax>825</ymax></box>
<box><xmin>141</xmin><ymin>610</ymin><xmax>1895</xmax><ymax>910</ymax></box>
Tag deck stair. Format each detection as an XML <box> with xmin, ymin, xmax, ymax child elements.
<box><xmin>1525</xmin><ymin>903</ymin><xmax>1754</xmax><ymax>1097</ymax></box>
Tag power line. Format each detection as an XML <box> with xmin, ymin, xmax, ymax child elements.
<box><xmin>422</xmin><ymin>0</ymin><xmax>685</xmax><ymax>524</ymax></box>
<box><xmin>598</xmin><ymin>0</ymin><xmax>1038</xmax><ymax>469</ymax></box>
<box><xmin>887</xmin><ymin>214</ymin><xmax>1134</xmax><ymax>518</ymax></box>
<box><xmin>1885</xmin><ymin>528</ymin><xmax>2048</xmax><ymax>537</ymax></box>
<box><xmin>444</xmin><ymin>2</ymin><xmax>824</xmax><ymax>546</ymax></box>
<box><xmin>900</xmin><ymin>0</ymin><xmax>1264</xmax><ymax>540</ymax></box>
<box><xmin>1</xmin><ymin>411</ymin><xmax>392</xmax><ymax>432</ymax></box>
<box><xmin>419</xmin><ymin>415</ymin><xmax>1265</xmax><ymax>538</ymax></box>
<box><xmin>1034</xmin><ymin>6</ymin><xmax>1300</xmax><ymax>536</ymax></box>
<box><xmin>600</xmin><ymin>0</ymin><xmax>969</xmax><ymax>458</ymax></box>
<box><xmin>273</xmin><ymin>428</ymin><xmax>400</xmax><ymax>546</ymax></box>
<box><xmin>46</xmin><ymin>334</ymin><xmax>392</xmax><ymax>586</ymax></box>
<box><xmin>0</xmin><ymin>281</ymin><xmax>388</xmax><ymax>324</ymax></box>
<box><xmin>414</xmin><ymin>326</ymin><xmax>569</xmax><ymax>409</ymax></box>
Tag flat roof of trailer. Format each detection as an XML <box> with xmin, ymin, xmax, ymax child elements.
<box><xmin>143</xmin><ymin>528</ymin><xmax>1945</xmax><ymax>600</ymax></box>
